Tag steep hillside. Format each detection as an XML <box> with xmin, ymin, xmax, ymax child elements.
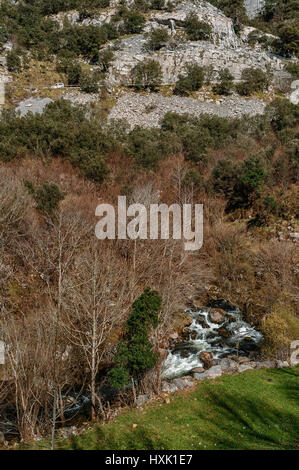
<box><xmin>0</xmin><ymin>0</ymin><xmax>298</xmax><ymax>445</ymax></box>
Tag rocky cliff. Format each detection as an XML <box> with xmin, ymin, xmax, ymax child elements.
<box><xmin>107</xmin><ymin>1</ymin><xmax>283</xmax><ymax>86</ymax></box>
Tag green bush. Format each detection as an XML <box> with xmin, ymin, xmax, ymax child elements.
<box><xmin>132</xmin><ymin>0</ymin><xmax>152</xmax><ymax>12</ymax></box>
<box><xmin>76</xmin><ymin>149</ymin><xmax>109</xmax><ymax>183</ymax></box>
<box><xmin>274</xmin><ymin>23</ymin><xmax>299</xmax><ymax>57</ymax></box>
<box><xmin>213</xmin><ymin>68</ymin><xmax>234</xmax><ymax>95</ymax></box>
<box><xmin>150</xmin><ymin>0</ymin><xmax>165</xmax><ymax>9</ymax></box>
<box><xmin>108</xmin><ymin>288</ymin><xmax>162</xmax><ymax>390</ymax></box>
<box><xmin>174</xmin><ymin>64</ymin><xmax>205</xmax><ymax>95</ymax></box>
<box><xmin>79</xmin><ymin>70</ymin><xmax>99</xmax><ymax>93</ymax></box>
<box><xmin>130</xmin><ymin>58</ymin><xmax>162</xmax><ymax>91</ymax></box>
<box><xmin>285</xmin><ymin>61</ymin><xmax>299</xmax><ymax>79</ymax></box>
<box><xmin>160</xmin><ymin>112</ymin><xmax>240</xmax><ymax>167</ymax></box>
<box><xmin>207</xmin><ymin>0</ymin><xmax>248</xmax><ymax>23</ymax></box>
<box><xmin>228</xmin><ymin>156</ymin><xmax>266</xmax><ymax>210</ymax></box>
<box><xmin>265</xmin><ymin>98</ymin><xmax>299</xmax><ymax>132</ymax></box>
<box><xmin>184</xmin><ymin>169</ymin><xmax>203</xmax><ymax>191</ymax></box>
<box><xmin>6</xmin><ymin>50</ymin><xmax>22</xmax><ymax>72</ymax></box>
<box><xmin>236</xmin><ymin>68</ymin><xmax>270</xmax><ymax>96</ymax></box>
<box><xmin>56</xmin><ymin>60</ymin><xmax>82</xmax><ymax>85</ymax></box>
<box><xmin>184</xmin><ymin>13</ymin><xmax>212</xmax><ymax>41</ymax></box>
<box><xmin>145</xmin><ymin>28</ymin><xmax>169</xmax><ymax>51</ymax></box>
<box><xmin>97</xmin><ymin>47</ymin><xmax>114</xmax><ymax>73</ymax></box>
<box><xmin>0</xmin><ymin>100</ymin><xmax>113</xmax><ymax>183</ymax></box>
<box><xmin>212</xmin><ymin>159</ymin><xmax>239</xmax><ymax>197</ymax></box>
<box><xmin>33</xmin><ymin>182</ymin><xmax>64</xmax><ymax>213</ymax></box>
<box><xmin>115</xmin><ymin>8</ymin><xmax>146</xmax><ymax>35</ymax></box>
<box><xmin>126</xmin><ymin>127</ymin><xmax>173</xmax><ymax>168</ymax></box>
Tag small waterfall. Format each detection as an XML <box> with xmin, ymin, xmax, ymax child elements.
<box><xmin>163</xmin><ymin>307</ymin><xmax>263</xmax><ymax>379</ymax></box>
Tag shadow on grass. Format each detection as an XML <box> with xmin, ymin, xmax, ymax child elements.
<box><xmin>194</xmin><ymin>369</ymin><xmax>299</xmax><ymax>450</ymax></box>
<box><xmin>61</xmin><ymin>368</ymin><xmax>299</xmax><ymax>450</ymax></box>
<box><xmin>67</xmin><ymin>424</ymin><xmax>168</xmax><ymax>451</ymax></box>
<box><xmin>197</xmin><ymin>391</ymin><xmax>298</xmax><ymax>449</ymax></box>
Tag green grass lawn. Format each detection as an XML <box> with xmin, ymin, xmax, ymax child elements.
<box><xmin>25</xmin><ymin>367</ymin><xmax>299</xmax><ymax>450</ymax></box>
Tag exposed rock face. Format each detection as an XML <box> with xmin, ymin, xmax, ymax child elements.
<box><xmin>108</xmin><ymin>34</ymin><xmax>283</xmax><ymax>86</ymax></box>
<box><xmin>150</xmin><ymin>0</ymin><xmax>240</xmax><ymax>49</ymax></box>
<box><xmin>244</xmin><ymin>0</ymin><xmax>265</xmax><ymax>20</ymax></box>
<box><xmin>103</xmin><ymin>1</ymin><xmax>284</xmax><ymax>87</ymax></box>
<box><xmin>289</xmin><ymin>84</ymin><xmax>299</xmax><ymax>105</ymax></box>
<box><xmin>49</xmin><ymin>1</ymin><xmax>284</xmax><ymax>91</ymax></box>
<box><xmin>15</xmin><ymin>97</ymin><xmax>53</xmax><ymax>117</ymax></box>
<box><xmin>109</xmin><ymin>92</ymin><xmax>266</xmax><ymax>128</ymax></box>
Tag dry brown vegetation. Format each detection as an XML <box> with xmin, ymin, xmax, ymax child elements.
<box><xmin>0</xmin><ymin>128</ymin><xmax>298</xmax><ymax>440</ymax></box>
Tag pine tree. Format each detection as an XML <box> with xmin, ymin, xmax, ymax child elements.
<box><xmin>109</xmin><ymin>288</ymin><xmax>162</xmax><ymax>390</ymax></box>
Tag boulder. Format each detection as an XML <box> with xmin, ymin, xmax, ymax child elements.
<box><xmin>276</xmin><ymin>360</ymin><xmax>289</xmax><ymax>368</ymax></box>
<box><xmin>209</xmin><ymin>308</ymin><xmax>226</xmax><ymax>324</ymax></box>
<box><xmin>196</xmin><ymin>314</ymin><xmax>208</xmax><ymax>325</ymax></box>
<box><xmin>161</xmin><ymin>381</ymin><xmax>178</xmax><ymax>393</ymax></box>
<box><xmin>238</xmin><ymin>337</ymin><xmax>258</xmax><ymax>353</ymax></box>
<box><xmin>255</xmin><ymin>361</ymin><xmax>275</xmax><ymax>369</ymax></box>
<box><xmin>205</xmin><ymin>365</ymin><xmax>223</xmax><ymax>379</ymax></box>
<box><xmin>181</xmin><ymin>327</ymin><xmax>191</xmax><ymax>340</ymax></box>
<box><xmin>136</xmin><ymin>394</ymin><xmax>149</xmax><ymax>407</ymax></box>
<box><xmin>193</xmin><ymin>372</ymin><xmax>208</xmax><ymax>381</ymax></box>
<box><xmin>218</xmin><ymin>326</ymin><xmax>231</xmax><ymax>338</ymax></box>
<box><xmin>227</xmin><ymin>354</ymin><xmax>240</xmax><ymax>362</ymax></box>
<box><xmin>238</xmin><ymin>356</ymin><xmax>251</xmax><ymax>364</ymax></box>
<box><xmin>238</xmin><ymin>364</ymin><xmax>254</xmax><ymax>373</ymax></box>
<box><xmin>173</xmin><ymin>378</ymin><xmax>188</xmax><ymax>391</ymax></box>
<box><xmin>199</xmin><ymin>351</ymin><xmax>214</xmax><ymax>369</ymax></box>
<box><xmin>291</xmin><ymin>80</ymin><xmax>299</xmax><ymax>90</ymax></box>
<box><xmin>190</xmin><ymin>367</ymin><xmax>205</xmax><ymax>374</ymax></box>
<box><xmin>289</xmin><ymin>89</ymin><xmax>299</xmax><ymax>106</ymax></box>
<box><xmin>219</xmin><ymin>358</ymin><xmax>238</xmax><ymax>372</ymax></box>
<box><xmin>171</xmin><ymin>311</ymin><xmax>192</xmax><ymax>337</ymax></box>
<box><xmin>194</xmin><ymin>365</ymin><xmax>223</xmax><ymax>381</ymax></box>
<box><xmin>181</xmin><ymin>376</ymin><xmax>195</xmax><ymax>387</ymax></box>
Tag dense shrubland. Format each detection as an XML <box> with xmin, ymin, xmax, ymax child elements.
<box><xmin>0</xmin><ymin>96</ymin><xmax>297</xmax><ymax>193</ymax></box>
<box><xmin>0</xmin><ymin>95</ymin><xmax>298</xmax><ymax>440</ymax></box>
<box><xmin>0</xmin><ymin>0</ymin><xmax>298</xmax><ymax>444</ymax></box>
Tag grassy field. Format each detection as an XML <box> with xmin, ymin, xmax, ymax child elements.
<box><xmin>25</xmin><ymin>367</ymin><xmax>298</xmax><ymax>450</ymax></box>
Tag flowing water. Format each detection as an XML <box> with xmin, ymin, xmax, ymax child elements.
<box><xmin>163</xmin><ymin>307</ymin><xmax>263</xmax><ymax>379</ymax></box>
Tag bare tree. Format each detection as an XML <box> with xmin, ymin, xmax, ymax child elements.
<box><xmin>61</xmin><ymin>241</ymin><xmax>131</xmax><ymax>421</ymax></box>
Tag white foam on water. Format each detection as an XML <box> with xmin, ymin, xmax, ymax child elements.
<box><xmin>162</xmin><ymin>308</ymin><xmax>263</xmax><ymax>379</ymax></box>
